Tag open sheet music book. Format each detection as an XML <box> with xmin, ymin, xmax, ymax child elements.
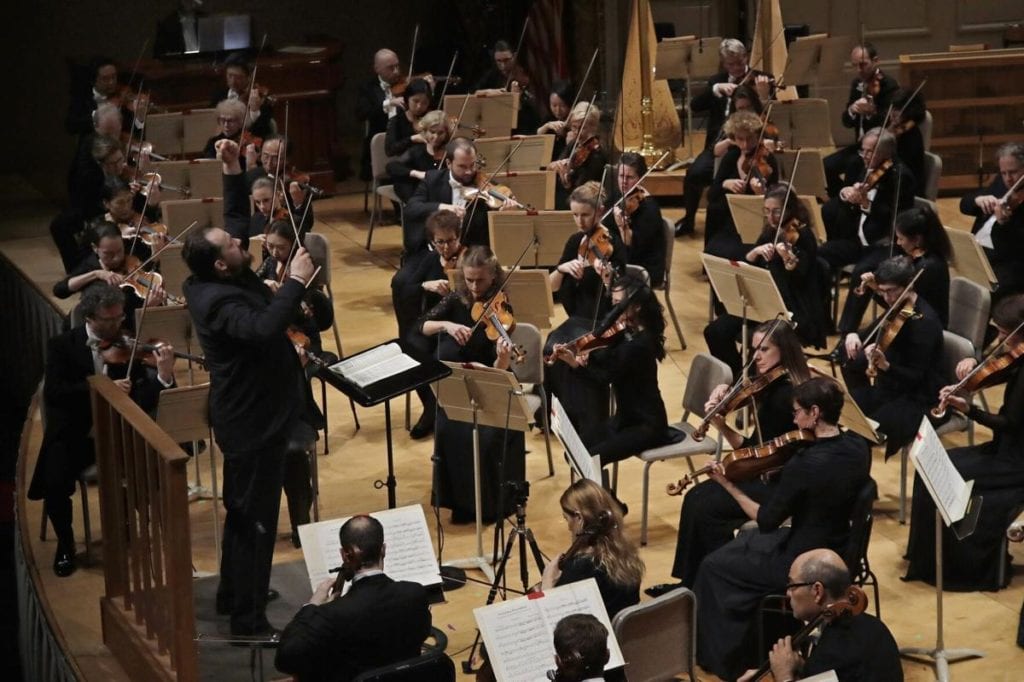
<box><xmin>297</xmin><ymin>504</ymin><xmax>441</xmax><ymax>593</ymax></box>
<box><xmin>909</xmin><ymin>417</ymin><xmax>975</xmax><ymax>526</ymax></box>
<box><xmin>328</xmin><ymin>342</ymin><xmax>419</xmax><ymax>388</ymax></box>
<box><xmin>473</xmin><ymin>579</ymin><xmax>624</xmax><ymax>682</ymax></box>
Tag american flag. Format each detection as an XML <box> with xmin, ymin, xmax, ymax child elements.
<box><xmin>520</xmin><ymin>0</ymin><xmax>568</xmax><ymax>119</ymax></box>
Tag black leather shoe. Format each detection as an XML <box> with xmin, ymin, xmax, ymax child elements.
<box><xmin>291</xmin><ymin>529</ymin><xmax>302</xmax><ymax>548</ymax></box>
<box><xmin>409</xmin><ymin>412</ymin><xmax>435</xmax><ymax>440</ymax></box>
<box><xmin>644</xmin><ymin>581</ymin><xmax>685</xmax><ymax>598</ymax></box>
<box><xmin>53</xmin><ymin>546</ymin><xmax>77</xmax><ymax>578</ymax></box>
<box><xmin>674</xmin><ymin>217</ymin><xmax>694</xmax><ymax>237</ymax></box>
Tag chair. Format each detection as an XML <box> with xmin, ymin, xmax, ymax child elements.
<box><xmin>922</xmin><ymin>151</ymin><xmax>942</xmax><ymax>202</ymax></box>
<box><xmin>367</xmin><ymin>132</ymin><xmax>404</xmax><ymax>251</ymax></box>
<box><xmin>352</xmin><ymin>627</ymin><xmax>455</xmax><ymax>682</ymax></box>
<box><xmin>913</xmin><ymin>196</ymin><xmax>938</xmax><ymax>214</ymax></box>
<box><xmin>660</xmin><ymin>217</ymin><xmax>687</xmax><ymax>350</ymax></box>
<box><xmin>635</xmin><ymin>353</ymin><xmax>732</xmax><ymax>545</ymax></box>
<box><xmin>611</xmin><ymin>586</ymin><xmax>697</xmax><ymax>682</ymax></box>
<box><xmin>509</xmin><ymin>323</ymin><xmax>554</xmax><ymax>476</ymax></box>
<box><xmin>919</xmin><ymin>110</ymin><xmax>933</xmax><ymax>152</ymax></box>
<box><xmin>947</xmin><ymin>276</ymin><xmax>991</xmax><ymax>359</ymax></box>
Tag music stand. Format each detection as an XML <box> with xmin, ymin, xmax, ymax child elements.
<box><xmin>162</xmin><ymin>197</ymin><xmax>224</xmax><ymax>232</ymax></box>
<box><xmin>770</xmin><ymin>101</ymin><xmax>836</xmax><ymax>151</ymax></box>
<box><xmin>501</xmin><ymin>269</ymin><xmax>555</xmax><ymax>330</ymax></box>
<box><xmin>656</xmin><ymin>36</ymin><xmax>699</xmax><ymax>160</ymax></box>
<box><xmin>809</xmin><ymin>364</ymin><xmax>882</xmax><ymax>444</ymax></box>
<box><xmin>475</xmin><ymin>135</ymin><xmax>555</xmax><ymax>171</ymax></box>
<box><xmin>144</xmin><ymin>112</ymin><xmax>184</xmax><ymax>157</ymax></box>
<box><xmin>182</xmin><ymin>108</ymin><xmax>218</xmax><ymax>156</ymax></box>
<box><xmin>443</xmin><ymin>92</ymin><xmax>520</xmax><ymax>137</ymax></box>
<box><xmin>901</xmin><ymin>418</ymin><xmax>985</xmax><ymax>680</ymax></box>
<box><xmin>319</xmin><ymin>340</ymin><xmax>450</xmax><ymax>508</ymax></box>
<box><xmin>433</xmin><ymin>363</ymin><xmax>532</xmax><ymax>581</ymax></box>
<box><xmin>944</xmin><ymin>226</ymin><xmax>998</xmax><ymax>290</ymax></box>
<box><xmin>488</xmin><ymin>210</ymin><xmax>578</xmax><ymax>268</ymax></box>
<box><xmin>783</xmin><ymin>34</ymin><xmax>829</xmax><ymax>88</ymax></box>
<box><xmin>494</xmin><ymin>170</ymin><xmax>556</xmax><ymax>210</ymax></box>
<box><xmin>776</xmin><ymin>149</ymin><xmax>829</xmax><ymax>201</ymax></box>
<box><xmin>550</xmin><ymin>396</ymin><xmax>602</xmax><ymax>484</ymax></box>
<box><xmin>726</xmin><ymin>194</ymin><xmax>826</xmax><ymax>244</ymax></box>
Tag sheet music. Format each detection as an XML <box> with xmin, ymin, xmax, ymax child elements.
<box><xmin>909</xmin><ymin>417</ymin><xmax>974</xmax><ymax>526</ymax></box>
<box><xmin>803</xmin><ymin>672</ymin><xmax>839</xmax><ymax>682</ymax></box>
<box><xmin>328</xmin><ymin>342</ymin><xmax>419</xmax><ymax>388</ymax></box>
<box><xmin>297</xmin><ymin>505</ymin><xmax>441</xmax><ymax>592</ymax></box>
<box><xmin>473</xmin><ymin>579</ymin><xmax>624</xmax><ymax>682</ymax></box>
<box><xmin>551</xmin><ymin>397</ymin><xmax>601</xmax><ymax>483</ymax></box>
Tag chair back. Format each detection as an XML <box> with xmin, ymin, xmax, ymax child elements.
<box><xmin>370</xmin><ymin>133</ymin><xmax>392</xmax><ymax>182</ymax></box>
<box><xmin>612</xmin><ymin>586</ymin><xmax>697</xmax><ymax>682</ymax></box>
<box><xmin>624</xmin><ymin>264</ymin><xmax>650</xmax><ymax>285</ymax></box>
<box><xmin>682</xmin><ymin>353</ymin><xmax>733</xmax><ymax>420</ymax></box>
<box><xmin>940</xmin><ymin>330</ymin><xmax>976</xmax><ymax>384</ymax></box>
<box><xmin>303</xmin><ymin>231</ymin><xmax>332</xmax><ymax>289</ymax></box>
<box><xmin>947</xmin><ymin>276</ymin><xmax>990</xmax><ymax>355</ymax></box>
<box><xmin>509</xmin><ymin>322</ymin><xmax>542</xmax><ymax>385</ymax></box>
<box><xmin>920</xmin><ymin>110</ymin><xmax>933</xmax><ymax>151</ymax></box>
<box><xmin>351</xmin><ymin>649</ymin><xmax>455</xmax><ymax>682</ymax></box>
<box><xmin>842</xmin><ymin>478</ymin><xmax>877</xmax><ymax>582</ymax></box>
<box><xmin>922</xmin><ymin>151</ymin><xmax>942</xmax><ymax>201</ymax></box>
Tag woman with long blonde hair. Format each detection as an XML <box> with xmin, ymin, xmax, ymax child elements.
<box><xmin>541</xmin><ymin>479</ymin><xmax>644</xmax><ymax>617</ymax></box>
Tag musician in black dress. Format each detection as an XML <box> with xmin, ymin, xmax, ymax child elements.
<box><xmin>647</xmin><ymin>320</ymin><xmax>810</xmax><ymax>597</ymax></box>
<box><xmin>543</xmin><ymin>181</ymin><xmax>625</xmax><ymax>441</ymax></box>
<box><xmin>694</xmin><ymin>378</ymin><xmax>872</xmax><ymax>680</ymax></box>
<box><xmin>415</xmin><ymin>246</ymin><xmax>525</xmax><ymax>523</ymax></box>
<box><xmin>604</xmin><ymin>152</ymin><xmax>666</xmax><ymax>287</ymax></box>
<box><xmin>392</xmin><ymin>210</ymin><xmax>462</xmax><ymax>439</ymax></box>
<box><xmin>904</xmin><ymin>294</ymin><xmax>1024</xmax><ymax>591</ymax></box>
<box><xmin>536</xmin><ymin>80</ymin><xmax>573</xmax><ymax>162</ymax></box>
<box><xmin>548</xmin><ymin>103</ymin><xmax>607</xmax><ymax>210</ymax></box>
<box><xmin>959</xmin><ymin>142</ymin><xmax>1024</xmax><ymax>300</ymax></box>
<box><xmin>704</xmin><ymin>184</ymin><xmax>828</xmax><ymax>380</ymax></box>
<box><xmin>384</xmin><ymin>78</ymin><xmax>433</xmax><ymax>157</ymax></box>
<box><xmin>839</xmin><ymin>256</ymin><xmax>944</xmax><ymax>458</ymax></box>
<box><xmin>385</xmin><ymin>110</ymin><xmax>450</xmax><ymax>203</ymax></box>
<box><xmin>541</xmin><ymin>479</ymin><xmax>644</xmax><ymax>618</ymax></box>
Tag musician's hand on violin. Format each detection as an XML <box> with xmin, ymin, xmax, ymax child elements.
<box><xmin>937</xmin><ymin>388</ymin><xmax>969</xmax><ymax>415</ymax></box>
<box><xmin>955</xmin><ymin>357</ymin><xmax>978</xmax><ymax>381</ymax></box>
<box><xmin>975</xmin><ymin>194</ymin><xmax>1000</xmax><ymax>215</ymax></box>
<box><xmin>113</xmin><ymin>378</ymin><xmax>132</xmax><ymax>394</ymax></box>
<box><xmin>422</xmin><ymin>279</ymin><xmax>451</xmax><ymax>296</ymax></box>
<box><xmin>289</xmin><ymin>181</ymin><xmax>306</xmax><ymax>208</ymax></box>
<box><xmin>708</xmin><ymin>383</ymin><xmax>730</xmax><ymax>405</ymax></box>
<box><xmin>444</xmin><ymin>322</ymin><xmax>472</xmax><ymax>346</ymax></box>
<box><xmin>153</xmin><ymin>344</ymin><xmax>175</xmax><ymax>384</ymax></box>
<box><xmin>844</xmin><ymin>333</ymin><xmax>863</xmax><ymax>361</ymax></box>
<box><xmin>551</xmin><ymin>343</ymin><xmax>581</xmax><ymax>368</ymax></box>
<box><xmin>95</xmin><ymin>269</ymin><xmax>125</xmax><ymax>286</ymax></box>
<box><xmin>707</xmin><ymin>462</ymin><xmax>731</xmax><ymax>488</ymax></box>
<box><xmin>540</xmin><ymin>120</ymin><xmax>567</xmax><ymax>136</ymax></box>
<box><xmin>247</xmin><ymin>88</ymin><xmax>265</xmax><ymax>113</ymax></box>
<box><xmin>593</xmin><ymin>258</ymin><xmax>613</xmax><ymax>284</ymax></box>
<box><xmin>851</xmin><ymin>97</ymin><xmax>875</xmax><ymax>116</ymax></box>
<box><xmin>723</xmin><ymin>178</ymin><xmax>746</xmax><ymax>194</ymax></box>
<box><xmin>541</xmin><ymin>553</ymin><xmax>563</xmax><ymax>590</ymax></box>
<box><xmin>994</xmin><ymin>200</ymin><xmax>1014</xmax><ymax>224</ymax></box>
<box><xmin>288</xmin><ymin>247</ymin><xmax>316</xmax><ymax>284</ymax></box>
<box><xmin>386</xmin><ymin>95</ymin><xmax>406</xmax><ymax>111</ymax></box>
<box><xmin>749</xmin><ymin>176</ymin><xmax>766</xmax><ymax>194</ymax></box>
<box><xmin>767</xmin><ymin>636</ymin><xmax>803</xmax><ymax>682</ymax></box>
<box><xmin>147</xmin><ymin>283</ymin><xmax>168</xmax><ymax>307</ymax></box>
<box><xmin>440</xmin><ymin>203</ymin><xmax>465</xmax><ymax>219</ymax></box>
<box><xmin>753</xmin><ymin>75</ymin><xmax>772</xmax><ymax>100</ymax></box>
<box><xmin>494</xmin><ymin>337</ymin><xmax>513</xmax><ymax>370</ymax></box>
<box><xmin>557</xmin><ymin>258</ymin><xmax>586</xmax><ymax>281</ymax></box>
<box><xmin>748</xmin><ymin>243</ymin><xmax>776</xmax><ymax>263</ymax></box>
<box><xmin>612</xmin><ymin>206</ymin><xmax>626</xmax><ymax>229</ymax></box>
<box><xmin>864</xmin><ymin>343</ymin><xmax>889</xmax><ymax>372</ymax></box>
<box><xmin>716</xmin><ymin>82</ymin><xmax>738</xmax><ymax>99</ymax></box>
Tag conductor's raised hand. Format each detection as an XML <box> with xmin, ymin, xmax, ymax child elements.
<box><xmin>215</xmin><ymin>138</ymin><xmax>240</xmax><ymax>164</ymax></box>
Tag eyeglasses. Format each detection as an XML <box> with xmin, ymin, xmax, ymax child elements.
<box><xmin>217</xmin><ymin>117</ymin><xmax>239</xmax><ymax>124</ymax></box>
<box><xmin>433</xmin><ymin>238</ymin><xmax>458</xmax><ymax>246</ymax></box>
<box><xmin>876</xmin><ymin>286</ymin><xmax>901</xmax><ymax>296</ymax></box>
<box><xmin>785</xmin><ymin>581</ymin><xmax>815</xmax><ymax>591</ymax></box>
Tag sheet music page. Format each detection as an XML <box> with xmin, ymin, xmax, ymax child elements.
<box><xmin>909</xmin><ymin>417</ymin><xmax>972</xmax><ymax>525</ymax></box>
<box><xmin>803</xmin><ymin>672</ymin><xmax>839</xmax><ymax>682</ymax></box>
<box><xmin>473</xmin><ymin>579</ymin><xmax>624</xmax><ymax>682</ymax></box>
<box><xmin>297</xmin><ymin>505</ymin><xmax>441</xmax><ymax>592</ymax></box>
<box><xmin>328</xmin><ymin>342</ymin><xmax>419</xmax><ymax>388</ymax></box>
<box><xmin>551</xmin><ymin>397</ymin><xmax>600</xmax><ymax>483</ymax></box>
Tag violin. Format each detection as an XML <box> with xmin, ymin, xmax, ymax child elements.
<box><xmin>442</xmin><ymin>244</ymin><xmax>466</xmax><ymax>275</ymax></box>
<box><xmin>559</xmin><ymin>136</ymin><xmax>600</xmax><ymax>188</ymax></box>
<box><xmin>250</xmin><ymin>84</ymin><xmax>275</xmax><ymax>107</ymax></box>
<box><xmin>465</xmin><ymin>176</ymin><xmax>521</xmax><ymax>210</ymax></box>
<box><xmin>692</xmin><ymin>366</ymin><xmax>788</xmax><ymax>441</ymax></box>
<box><xmin>287</xmin><ymin>167</ymin><xmax>324</xmax><ymax>197</ymax></box>
<box><xmin>862</xmin><ymin>69</ymin><xmax>883</xmax><ymax>101</ymax></box>
<box><xmin>748</xmin><ymin>586</ymin><xmax>868</xmax><ymax>681</ymax></box>
<box><xmin>577</xmin><ymin>225</ymin><xmax>615</xmax><ymax>268</ymax></box>
<box><xmin>861</xmin><ymin>158</ymin><xmax>893</xmax><ymax>193</ymax></box>
<box><xmin>931</xmin><ymin>323</ymin><xmax>1024</xmax><ymax>418</ymax></box>
<box><xmin>137</xmin><ymin>171</ymin><xmax>189</xmax><ymax>198</ymax></box>
<box><xmin>98</xmin><ymin>335</ymin><xmax>205</xmax><ymax>368</ymax></box>
<box><xmin>865</xmin><ymin>304</ymin><xmax>919</xmax><ymax>378</ymax></box>
<box><xmin>667</xmin><ymin>428</ymin><xmax>815</xmax><ymax>495</ymax></box>
<box><xmin>240</xmin><ymin>130</ymin><xmax>263</xmax><ymax>153</ymax></box>
<box><xmin>620</xmin><ymin>186</ymin><xmax>649</xmax><ymax>230</ymax></box>
<box><xmin>471</xmin><ymin>291</ymin><xmax>526</xmax><ymax>363</ymax></box>
<box><xmin>740</xmin><ymin>143</ymin><xmax>773</xmax><ymax>194</ymax></box>
<box><xmin>544</xmin><ymin>318</ymin><xmax>628</xmax><ymax>366</ymax></box>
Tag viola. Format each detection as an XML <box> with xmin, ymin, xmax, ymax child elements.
<box><xmin>577</xmin><ymin>225</ymin><xmax>614</xmax><ymax>268</ymax></box>
<box><xmin>692</xmin><ymin>365</ymin><xmax>788</xmax><ymax>441</ymax></box>
<box><xmin>287</xmin><ymin>327</ymin><xmax>331</xmax><ymax>369</ymax></box>
<box><xmin>667</xmin><ymin>428</ymin><xmax>815</xmax><ymax>495</ymax></box>
<box><xmin>863</xmin><ymin>69</ymin><xmax>883</xmax><ymax>100</ymax></box>
<box><xmin>544</xmin><ymin>318</ymin><xmax>628</xmax><ymax>366</ymax></box>
<box><xmin>98</xmin><ymin>335</ymin><xmax>205</xmax><ymax>368</ymax></box>
<box><xmin>862</xmin><ymin>158</ymin><xmax>894</xmax><ymax>192</ymax></box>
<box><xmin>931</xmin><ymin>323</ymin><xmax>1024</xmax><ymax>418</ymax></box>
<box><xmin>471</xmin><ymin>291</ymin><xmax>526</xmax><ymax>363</ymax></box>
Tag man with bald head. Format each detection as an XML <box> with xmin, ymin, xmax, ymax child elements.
<box><xmin>356</xmin><ymin>48</ymin><xmax>405</xmax><ymax>181</ymax></box>
<box><xmin>738</xmin><ymin>549</ymin><xmax>902</xmax><ymax>682</ymax></box>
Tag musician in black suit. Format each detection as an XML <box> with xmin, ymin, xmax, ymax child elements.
<box><xmin>65</xmin><ymin>56</ymin><xmax>136</xmax><ymax>137</ymax></box>
<box><xmin>823</xmin><ymin>44</ymin><xmax>900</xmax><ymax>198</ymax></box>
<box><xmin>959</xmin><ymin>142</ymin><xmax>1024</xmax><ymax>300</ymax></box>
<box><xmin>355</xmin><ymin>49</ymin><xmax>404</xmax><ymax>182</ymax></box>
<box><xmin>208</xmin><ymin>52</ymin><xmax>275</xmax><ymax>141</ymax></box>
<box><xmin>182</xmin><ymin>219</ymin><xmax>317</xmax><ymax>636</ymax></box>
<box><xmin>676</xmin><ymin>39</ymin><xmax>772</xmax><ymax>237</ymax></box>
<box><xmin>27</xmin><ymin>285</ymin><xmax>175</xmax><ymax>577</ymax></box>
<box><xmin>404</xmin><ymin>138</ymin><xmax>515</xmax><ymax>255</ymax></box>
<box><xmin>275</xmin><ymin>515</ymin><xmax>432</xmax><ymax>682</ymax></box>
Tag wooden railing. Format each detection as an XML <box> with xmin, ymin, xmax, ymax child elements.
<box><xmin>90</xmin><ymin>375</ymin><xmax>198</xmax><ymax>681</ymax></box>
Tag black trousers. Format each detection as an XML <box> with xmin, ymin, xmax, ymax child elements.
<box><xmin>40</xmin><ymin>441</ymin><xmax>94</xmax><ymax>549</ymax></box>
<box><xmin>703</xmin><ymin>313</ymin><xmax>749</xmax><ymax>381</ymax></box>
<box><xmin>818</xmin><ymin>237</ymin><xmax>864</xmax><ymax>272</ymax></box>
<box><xmin>217</xmin><ymin>437</ymin><xmax>287</xmax><ymax>634</ymax></box>
<box><xmin>681</xmin><ymin>148</ymin><xmax>715</xmax><ymax>230</ymax></box>
<box><xmin>836</xmin><ymin>245</ymin><xmax>889</xmax><ymax>334</ymax></box>
<box><xmin>282</xmin><ymin>420</ymin><xmax>316</xmax><ymax>533</ymax></box>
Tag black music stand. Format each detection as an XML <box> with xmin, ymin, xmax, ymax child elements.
<box><xmin>319</xmin><ymin>339</ymin><xmax>450</xmax><ymax>508</ymax></box>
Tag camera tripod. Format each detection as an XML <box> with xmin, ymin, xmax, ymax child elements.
<box><xmin>462</xmin><ymin>487</ymin><xmax>546</xmax><ymax>674</ymax></box>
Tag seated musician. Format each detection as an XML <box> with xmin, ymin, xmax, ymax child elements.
<box><xmin>823</xmin><ymin>43</ymin><xmax>900</xmax><ymax>198</ymax></box>
<box><xmin>385</xmin><ymin>77</ymin><xmax>433</xmax><ymax>157</ymax></box>
<box><xmin>67</xmin><ymin>102</ymin><xmax>121</xmax><ymax>206</ymax></box>
<box><xmin>217</xmin><ymin>138</ymin><xmax>312</xmax><ymax>251</ymax></box>
<box><xmin>386</xmin><ymin>110</ymin><xmax>451</xmax><ymax>203</ymax></box>
<box><xmin>244</xmin><ymin>137</ymin><xmax>316</xmax><ymax>226</ymax></box>
<box><xmin>737</xmin><ymin>549</ymin><xmax>903</xmax><ymax>682</ymax></box>
<box><xmin>819</xmin><ymin>127</ymin><xmax>915</xmax><ymax>273</ymax></box>
<box><xmin>709</xmin><ymin>85</ymin><xmax>771</xmax><ymax>161</ymax></box>
<box><xmin>391</xmin><ymin>210</ymin><xmax>462</xmax><ymax>439</ymax></box>
<box><xmin>704</xmin><ymin>184</ymin><xmax>828</xmax><ymax>380</ymax></box>
<box><xmin>275</xmin><ymin>515</ymin><xmax>432</xmax><ymax>682</ymax></box>
<box><xmin>549</xmin><ymin>614</ymin><xmax>611</xmax><ymax>682</ymax></box>
<box><xmin>835</xmin><ymin>205</ymin><xmax>951</xmax><ymax>348</ymax></box>
<box><xmin>102</xmin><ymin>177</ymin><xmax>165</xmax><ymax>248</ymax></box>
<box><xmin>64</xmin><ymin>55</ymin><xmax>136</xmax><ymax>137</ymax></box>
<box><xmin>604</xmin><ymin>152</ymin><xmax>666</xmax><ymax>287</ymax></box>
<box><xmin>549</xmin><ymin>102</ymin><xmax>606</xmax><ymax>210</ymax></box>
<box><xmin>541</xmin><ymin>480</ymin><xmax>643</xmax><ymax>618</ymax></box>
<box><xmin>676</xmin><ymin>39</ymin><xmax>772</xmax><ymax>237</ymax></box>
<box><xmin>209</xmin><ymin>52</ymin><xmax>275</xmax><ymax>141</ymax></box>
<box><xmin>904</xmin><ymin>293</ymin><xmax>1024</xmax><ymax>591</ymax></box>
<box><xmin>888</xmin><ymin>87</ymin><xmax>927</xmax><ymax>198</ymax></box>
<box><xmin>356</xmin><ymin>48</ymin><xmax>404</xmax><ymax>183</ymax></box>
<box><xmin>839</xmin><ymin>256</ymin><xmax>943</xmax><ymax>458</ymax></box>
<box><xmin>542</xmin><ymin>181</ymin><xmax>625</xmax><ymax>441</ymax></box>
<box><xmin>960</xmin><ymin>142</ymin><xmax>1024</xmax><ymax>300</ymax></box>
<box><xmin>704</xmin><ymin>109</ymin><xmax>779</xmax><ymax>258</ymax></box>
<box><xmin>647</xmin><ymin>320</ymin><xmax>810</xmax><ymax>597</ymax></box>
<box><xmin>474</xmin><ymin>40</ymin><xmax>518</xmax><ymax>94</ymax></box>
<box><xmin>404</xmin><ymin>137</ymin><xmax>517</xmax><ymax>255</ymax></box>
<box><xmin>693</xmin><ymin>377</ymin><xmax>872</xmax><ymax>680</ymax></box>
<box><xmin>537</xmin><ymin>80</ymin><xmax>573</xmax><ymax>161</ymax></box>
<box><xmin>202</xmin><ymin>99</ymin><xmax>250</xmax><ymax>162</ymax></box>
<box><xmin>27</xmin><ymin>284</ymin><xmax>176</xmax><ymax>577</ymax></box>
<box><xmin>549</xmin><ymin>273</ymin><xmax>674</xmax><ymax>478</ymax></box>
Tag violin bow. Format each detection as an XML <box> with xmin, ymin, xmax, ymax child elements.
<box><xmin>598</xmin><ymin>151</ymin><xmax>670</xmax><ymax>224</ymax></box>
<box><xmin>858</xmin><ymin>102</ymin><xmax>893</xmax><ymax>186</ymax></box>
<box><xmin>888</xmin><ymin>163</ymin><xmax>903</xmax><ymax>257</ymax></box>
<box><xmin>407</xmin><ymin>24</ymin><xmax>420</xmax><ymax>84</ymax></box>
<box><xmin>563</xmin><ymin>92</ymin><xmax>597</xmax><ymax>179</ymax></box>
<box><xmin>437</xmin><ymin>51</ymin><xmax>459</xmax><ymax>103</ymax></box>
<box><xmin>860</xmin><ymin>267</ymin><xmax>925</xmax><ymax>346</ymax></box>
<box><xmin>587</xmin><ymin>166</ymin><xmax>611</xmax><ymax>333</ymax></box>
<box><xmin>464</xmin><ymin>234</ymin><xmax>538</xmax><ymax>338</ymax></box>
<box><xmin>124</xmin><ymin>221</ymin><xmax>198</xmax><ymax>279</ymax></box>
<box><xmin>124</xmin><ymin>283</ymin><xmax>154</xmax><ymax>380</ymax></box>
<box><xmin>504</xmin><ymin>16</ymin><xmax>531</xmax><ymax>92</ymax></box>
<box><xmin>127</xmin><ymin>172</ymin><xmax>155</xmax><ymax>257</ymax></box>
<box><xmin>891</xmin><ymin>78</ymin><xmax>927</xmax><ymax>131</ymax></box>
<box><xmin>460</xmin><ymin>138</ymin><xmax>526</xmax><ymax>244</ymax></box>
<box><xmin>742</xmin><ymin>101</ymin><xmax>775</xmax><ymax>193</ymax></box>
<box><xmin>566</xmin><ymin>49</ymin><xmax>600</xmax><ymax>117</ymax></box>
<box><xmin>772</xmin><ymin>150</ymin><xmax>802</xmax><ymax>248</ymax></box>
<box><xmin>238</xmin><ymin>33</ymin><xmax>269</xmax><ymax>143</ymax></box>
